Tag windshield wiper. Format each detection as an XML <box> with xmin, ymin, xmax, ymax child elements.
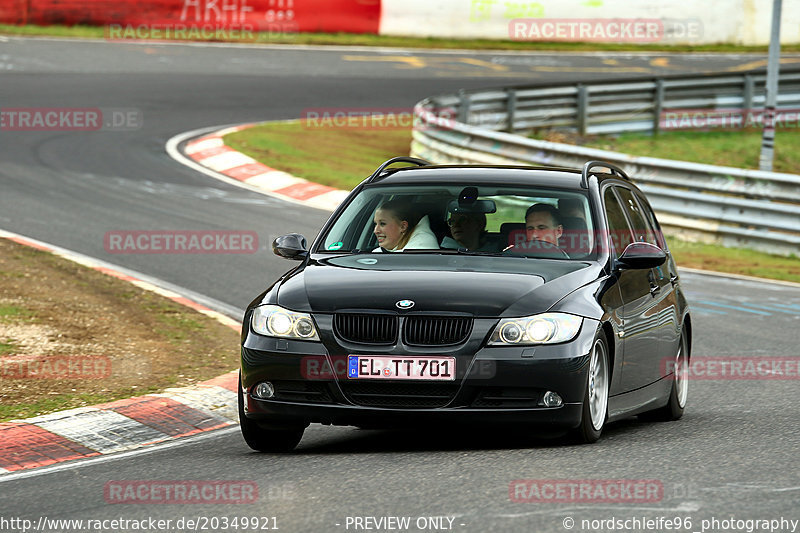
<box><xmin>317</xmin><ymin>248</ymin><xmax>370</xmax><ymax>255</ymax></box>
<box><xmin>399</xmin><ymin>248</ymin><xmax>508</xmax><ymax>257</ymax></box>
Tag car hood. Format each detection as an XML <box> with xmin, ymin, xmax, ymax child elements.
<box><xmin>275</xmin><ymin>254</ymin><xmax>600</xmax><ymax>317</ymax></box>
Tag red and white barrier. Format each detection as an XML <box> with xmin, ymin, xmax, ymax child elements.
<box><xmin>1</xmin><ymin>0</ymin><xmax>798</xmax><ymax>47</ymax></box>
<box><xmin>0</xmin><ymin>0</ymin><xmax>380</xmax><ymax>34</ymax></box>
<box><xmin>378</xmin><ymin>0</ymin><xmax>800</xmax><ymax>46</ymax></box>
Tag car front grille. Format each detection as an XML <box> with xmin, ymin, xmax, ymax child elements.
<box><xmin>340</xmin><ymin>382</ymin><xmax>460</xmax><ymax>408</ymax></box>
<box><xmin>334</xmin><ymin>313</ymin><xmax>398</xmax><ymax>345</ymax></box>
<box><xmin>403</xmin><ymin>316</ymin><xmax>473</xmax><ymax>346</ymax></box>
<box><xmin>334</xmin><ymin>313</ymin><xmax>473</xmax><ymax>346</ymax></box>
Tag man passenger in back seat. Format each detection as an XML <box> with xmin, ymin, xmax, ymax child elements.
<box><xmin>440</xmin><ymin>211</ymin><xmax>499</xmax><ymax>252</ymax></box>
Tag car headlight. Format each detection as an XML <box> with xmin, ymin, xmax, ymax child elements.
<box><xmin>251</xmin><ymin>305</ymin><xmax>320</xmax><ymax>341</ymax></box>
<box><xmin>488</xmin><ymin>313</ymin><xmax>583</xmax><ymax>346</ymax></box>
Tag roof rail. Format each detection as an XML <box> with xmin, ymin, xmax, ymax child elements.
<box><xmin>366</xmin><ymin>157</ymin><xmax>431</xmax><ymax>183</ymax></box>
<box><xmin>581</xmin><ymin>160</ymin><xmax>630</xmax><ymax>188</ymax></box>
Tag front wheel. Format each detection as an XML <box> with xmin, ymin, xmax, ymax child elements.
<box><xmin>238</xmin><ymin>373</ymin><xmax>305</xmax><ymax>452</ymax></box>
<box><xmin>571</xmin><ymin>332</ymin><xmax>610</xmax><ymax>444</ymax></box>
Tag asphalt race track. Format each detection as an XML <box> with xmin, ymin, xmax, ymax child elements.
<box><xmin>1</xmin><ymin>37</ymin><xmax>799</xmax><ymax>532</ymax></box>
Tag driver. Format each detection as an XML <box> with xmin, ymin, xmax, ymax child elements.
<box><xmin>525</xmin><ymin>204</ymin><xmax>563</xmax><ymax>247</ymax></box>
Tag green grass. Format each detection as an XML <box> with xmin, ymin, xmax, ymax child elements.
<box><xmin>2</xmin><ymin>23</ymin><xmax>799</xmax><ymax>53</ymax></box>
<box><xmin>224</xmin><ymin>120</ymin><xmax>413</xmax><ymax>190</ymax></box>
<box><xmin>581</xmin><ymin>129</ymin><xmax>800</xmax><ymax>173</ymax></box>
<box><xmin>224</xmin><ymin>118</ymin><xmax>800</xmax><ymax>282</ymax></box>
<box><xmin>666</xmin><ymin>237</ymin><xmax>800</xmax><ymax>283</ymax></box>
<box><xmin>0</xmin><ymin>23</ymin><xmax>105</xmax><ymax>39</ymax></box>
<box><xmin>0</xmin><ymin>237</ymin><xmax>241</xmax><ymax>422</ymax></box>
<box><xmin>0</xmin><ymin>339</ymin><xmax>17</xmax><ymax>356</ymax></box>
<box><xmin>146</xmin><ymin>302</ymin><xmax>205</xmax><ymax>344</ymax></box>
<box><xmin>0</xmin><ymin>304</ymin><xmax>34</xmax><ymax>321</ymax></box>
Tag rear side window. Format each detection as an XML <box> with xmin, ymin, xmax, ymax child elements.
<box><xmin>634</xmin><ymin>190</ymin><xmax>667</xmax><ymax>249</ymax></box>
<box><xmin>615</xmin><ymin>187</ymin><xmax>658</xmax><ymax>246</ymax></box>
<box><xmin>603</xmin><ymin>187</ymin><xmax>634</xmax><ymax>260</ymax></box>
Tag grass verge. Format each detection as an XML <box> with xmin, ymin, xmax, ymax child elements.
<box><xmin>578</xmin><ymin>129</ymin><xmax>800</xmax><ymax>173</ymax></box>
<box><xmin>666</xmin><ymin>239</ymin><xmax>800</xmax><ymax>283</ymax></box>
<box><xmin>0</xmin><ymin>238</ymin><xmax>240</xmax><ymax>422</ymax></box>
<box><xmin>224</xmin><ymin>120</ymin><xmax>413</xmax><ymax>191</ymax></box>
<box><xmin>2</xmin><ymin>23</ymin><xmax>800</xmax><ymax>53</ymax></box>
<box><xmin>224</xmin><ymin>117</ymin><xmax>800</xmax><ymax>283</ymax></box>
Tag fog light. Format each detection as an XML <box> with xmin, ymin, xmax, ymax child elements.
<box><xmin>542</xmin><ymin>391</ymin><xmax>563</xmax><ymax>407</ymax></box>
<box><xmin>253</xmin><ymin>382</ymin><xmax>275</xmax><ymax>399</ymax></box>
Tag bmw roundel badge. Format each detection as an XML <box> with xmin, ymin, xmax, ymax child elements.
<box><xmin>396</xmin><ymin>299</ymin><xmax>415</xmax><ymax>309</ymax></box>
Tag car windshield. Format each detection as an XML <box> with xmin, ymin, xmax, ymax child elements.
<box><xmin>317</xmin><ymin>183</ymin><xmax>597</xmax><ymax>260</ymax></box>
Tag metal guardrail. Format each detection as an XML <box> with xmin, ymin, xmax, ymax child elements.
<box><xmin>436</xmin><ymin>69</ymin><xmax>800</xmax><ymax>137</ymax></box>
<box><xmin>412</xmin><ymin>69</ymin><xmax>800</xmax><ymax>257</ymax></box>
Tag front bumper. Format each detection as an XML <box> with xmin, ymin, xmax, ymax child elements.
<box><xmin>244</xmin><ymin>398</ymin><xmax>584</xmax><ymax>429</ymax></box>
<box><xmin>240</xmin><ymin>318</ymin><xmax>599</xmax><ymax>430</ymax></box>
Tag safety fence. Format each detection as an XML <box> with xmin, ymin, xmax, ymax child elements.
<box><xmin>0</xmin><ymin>0</ymin><xmax>380</xmax><ymax>34</ymax></box>
<box><xmin>412</xmin><ymin>69</ymin><xmax>800</xmax><ymax>256</ymax></box>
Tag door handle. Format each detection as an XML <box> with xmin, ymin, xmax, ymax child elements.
<box><xmin>650</xmin><ymin>284</ymin><xmax>661</xmax><ymax>296</ymax></box>
<box><xmin>669</xmin><ymin>274</ymin><xmax>679</xmax><ymax>286</ymax></box>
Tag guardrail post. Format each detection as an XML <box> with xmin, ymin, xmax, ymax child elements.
<box><xmin>744</xmin><ymin>74</ymin><xmax>755</xmax><ymax>112</ymax></box>
<box><xmin>653</xmin><ymin>79</ymin><xmax>665</xmax><ymax>136</ymax></box>
<box><xmin>576</xmin><ymin>85</ymin><xmax>588</xmax><ymax>136</ymax></box>
<box><xmin>505</xmin><ymin>89</ymin><xmax>517</xmax><ymax>133</ymax></box>
<box><xmin>457</xmin><ymin>89</ymin><xmax>470</xmax><ymax>124</ymax></box>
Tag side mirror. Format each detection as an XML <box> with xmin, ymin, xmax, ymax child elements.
<box><xmin>617</xmin><ymin>242</ymin><xmax>666</xmax><ymax>269</ymax></box>
<box><xmin>272</xmin><ymin>233</ymin><xmax>308</xmax><ymax>260</ymax></box>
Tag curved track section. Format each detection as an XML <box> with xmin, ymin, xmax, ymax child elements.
<box><xmin>1</xmin><ymin>37</ymin><xmax>799</xmax><ymax>531</ymax></box>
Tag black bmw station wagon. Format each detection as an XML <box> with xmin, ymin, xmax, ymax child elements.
<box><xmin>239</xmin><ymin>158</ymin><xmax>692</xmax><ymax>451</ymax></box>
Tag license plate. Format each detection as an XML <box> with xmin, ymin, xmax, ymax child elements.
<box><xmin>347</xmin><ymin>356</ymin><xmax>456</xmax><ymax>381</ymax></box>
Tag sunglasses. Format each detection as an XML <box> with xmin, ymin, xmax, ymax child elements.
<box><xmin>447</xmin><ymin>215</ymin><xmax>473</xmax><ymax>226</ymax></box>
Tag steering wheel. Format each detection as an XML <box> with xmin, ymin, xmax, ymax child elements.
<box><xmin>509</xmin><ymin>239</ymin><xmax>570</xmax><ymax>259</ymax></box>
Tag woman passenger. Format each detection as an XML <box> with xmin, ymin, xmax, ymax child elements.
<box><xmin>373</xmin><ymin>199</ymin><xmax>439</xmax><ymax>251</ymax></box>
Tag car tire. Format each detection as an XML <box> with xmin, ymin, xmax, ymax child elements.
<box><xmin>238</xmin><ymin>373</ymin><xmax>305</xmax><ymax>452</ymax></box>
<box><xmin>570</xmin><ymin>331</ymin><xmax>610</xmax><ymax>444</ymax></box>
<box><xmin>639</xmin><ymin>328</ymin><xmax>689</xmax><ymax>422</ymax></box>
